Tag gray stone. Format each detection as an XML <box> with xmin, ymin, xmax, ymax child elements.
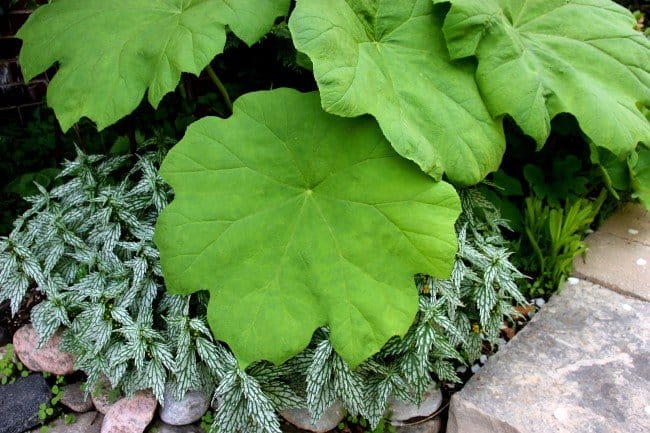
<box><xmin>395</xmin><ymin>417</ymin><xmax>441</xmax><ymax>433</ymax></box>
<box><xmin>388</xmin><ymin>383</ymin><xmax>442</xmax><ymax>424</ymax></box>
<box><xmin>280</xmin><ymin>401</ymin><xmax>345</xmax><ymax>433</ymax></box>
<box><xmin>447</xmin><ymin>280</ymin><xmax>650</xmax><ymax>433</ymax></box>
<box><xmin>573</xmin><ymin>231</ymin><xmax>650</xmax><ymax>301</ymax></box>
<box><xmin>160</xmin><ymin>389</ymin><xmax>209</xmax><ymax>426</ymax></box>
<box><xmin>61</xmin><ymin>382</ymin><xmax>94</xmax><ymax>413</ymax></box>
<box><xmin>148</xmin><ymin>420</ymin><xmax>205</xmax><ymax>433</ymax></box>
<box><xmin>0</xmin><ymin>373</ymin><xmax>51</xmax><ymax>433</ymax></box>
<box><xmin>32</xmin><ymin>412</ymin><xmax>103</xmax><ymax>433</ymax></box>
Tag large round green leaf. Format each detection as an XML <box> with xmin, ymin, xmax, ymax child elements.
<box><xmin>288</xmin><ymin>0</ymin><xmax>505</xmax><ymax>186</ymax></box>
<box><xmin>154</xmin><ymin>89</ymin><xmax>461</xmax><ymax>368</ymax></box>
<box><xmin>17</xmin><ymin>0</ymin><xmax>289</xmax><ymax>131</ymax></box>
<box><xmin>435</xmin><ymin>0</ymin><xmax>650</xmax><ymax>155</ymax></box>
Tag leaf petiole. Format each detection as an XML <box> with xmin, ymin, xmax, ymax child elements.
<box><xmin>205</xmin><ymin>64</ymin><xmax>233</xmax><ymax>114</ymax></box>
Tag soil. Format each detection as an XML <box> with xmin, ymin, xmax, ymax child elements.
<box><xmin>0</xmin><ymin>287</ymin><xmax>44</xmax><ymax>338</ymax></box>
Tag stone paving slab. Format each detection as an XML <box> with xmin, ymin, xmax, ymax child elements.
<box><xmin>447</xmin><ymin>280</ymin><xmax>650</xmax><ymax>433</ymax></box>
<box><xmin>597</xmin><ymin>203</ymin><xmax>650</xmax><ymax>246</ymax></box>
<box><xmin>573</xmin><ymin>231</ymin><xmax>649</xmax><ymax>301</ymax></box>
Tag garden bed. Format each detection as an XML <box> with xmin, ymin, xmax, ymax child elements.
<box><xmin>0</xmin><ymin>0</ymin><xmax>648</xmax><ymax>432</ymax></box>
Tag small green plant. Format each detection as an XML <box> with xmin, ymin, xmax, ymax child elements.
<box><xmin>0</xmin><ymin>344</ymin><xmax>29</xmax><ymax>385</ymax></box>
<box><xmin>521</xmin><ymin>192</ymin><xmax>607</xmax><ymax>297</ymax></box>
<box><xmin>200</xmin><ymin>409</ymin><xmax>215</xmax><ymax>432</ymax></box>
<box><xmin>38</xmin><ymin>402</ymin><xmax>54</xmax><ymax>422</ymax></box>
<box><xmin>38</xmin><ymin>372</ymin><xmax>67</xmax><ymax>428</ymax></box>
<box><xmin>63</xmin><ymin>414</ymin><xmax>76</xmax><ymax>425</ymax></box>
<box><xmin>523</xmin><ymin>155</ymin><xmax>589</xmax><ymax>208</ymax></box>
<box><xmin>340</xmin><ymin>412</ymin><xmax>396</xmax><ymax>433</ymax></box>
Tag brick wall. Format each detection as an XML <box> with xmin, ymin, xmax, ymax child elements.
<box><xmin>1</xmin><ymin>1</ymin><xmax>51</xmax><ymax>124</ymax></box>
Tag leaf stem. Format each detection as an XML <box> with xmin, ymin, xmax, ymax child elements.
<box><xmin>205</xmin><ymin>65</ymin><xmax>233</xmax><ymax>114</ymax></box>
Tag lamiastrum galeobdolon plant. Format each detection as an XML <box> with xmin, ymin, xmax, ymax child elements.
<box><xmin>4</xmin><ymin>0</ymin><xmax>649</xmax><ymax>431</ymax></box>
<box><xmin>0</xmin><ymin>143</ymin><xmax>525</xmax><ymax>432</ymax></box>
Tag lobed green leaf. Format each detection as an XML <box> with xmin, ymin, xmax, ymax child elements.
<box><xmin>289</xmin><ymin>0</ymin><xmax>505</xmax><ymax>185</ymax></box>
<box><xmin>435</xmin><ymin>0</ymin><xmax>650</xmax><ymax>157</ymax></box>
<box><xmin>154</xmin><ymin>89</ymin><xmax>461</xmax><ymax>369</ymax></box>
<box><xmin>17</xmin><ymin>0</ymin><xmax>289</xmax><ymax>131</ymax></box>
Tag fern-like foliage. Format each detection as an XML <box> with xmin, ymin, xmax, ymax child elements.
<box><xmin>0</xmin><ymin>146</ymin><xmax>525</xmax><ymax>432</ymax></box>
<box><xmin>0</xmin><ymin>139</ymin><xmax>226</xmax><ymax>403</ymax></box>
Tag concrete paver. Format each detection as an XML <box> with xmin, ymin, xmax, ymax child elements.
<box><xmin>447</xmin><ymin>280</ymin><xmax>650</xmax><ymax>433</ymax></box>
<box><xmin>598</xmin><ymin>203</ymin><xmax>650</xmax><ymax>246</ymax></box>
<box><xmin>573</xmin><ymin>231</ymin><xmax>649</xmax><ymax>301</ymax></box>
<box><xmin>449</xmin><ymin>203</ymin><xmax>650</xmax><ymax>433</ymax></box>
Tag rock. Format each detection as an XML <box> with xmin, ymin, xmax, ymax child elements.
<box><xmin>61</xmin><ymin>382</ymin><xmax>94</xmax><ymax>413</ymax></box>
<box><xmin>394</xmin><ymin>417</ymin><xmax>442</xmax><ymax>433</ymax></box>
<box><xmin>91</xmin><ymin>375</ymin><xmax>121</xmax><ymax>414</ymax></box>
<box><xmin>280</xmin><ymin>401</ymin><xmax>345</xmax><ymax>433</ymax></box>
<box><xmin>32</xmin><ymin>412</ymin><xmax>104</xmax><ymax>433</ymax></box>
<box><xmin>388</xmin><ymin>383</ymin><xmax>442</xmax><ymax>424</ymax></box>
<box><xmin>148</xmin><ymin>420</ymin><xmax>205</xmax><ymax>433</ymax></box>
<box><xmin>12</xmin><ymin>325</ymin><xmax>75</xmax><ymax>375</ymax></box>
<box><xmin>101</xmin><ymin>389</ymin><xmax>157</xmax><ymax>433</ymax></box>
<box><xmin>573</xmin><ymin>230</ymin><xmax>650</xmax><ymax>301</ymax></box>
<box><xmin>160</xmin><ymin>389</ymin><xmax>209</xmax><ymax>426</ymax></box>
<box><xmin>447</xmin><ymin>280</ymin><xmax>650</xmax><ymax>433</ymax></box>
<box><xmin>0</xmin><ymin>373</ymin><xmax>51</xmax><ymax>433</ymax></box>
<box><xmin>597</xmin><ymin>203</ymin><xmax>650</xmax><ymax>246</ymax></box>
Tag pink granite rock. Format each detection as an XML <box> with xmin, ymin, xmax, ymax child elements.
<box><xmin>101</xmin><ymin>390</ymin><xmax>157</xmax><ymax>433</ymax></box>
<box><xmin>91</xmin><ymin>375</ymin><xmax>121</xmax><ymax>415</ymax></box>
<box><xmin>61</xmin><ymin>382</ymin><xmax>94</xmax><ymax>413</ymax></box>
<box><xmin>12</xmin><ymin>325</ymin><xmax>75</xmax><ymax>375</ymax></box>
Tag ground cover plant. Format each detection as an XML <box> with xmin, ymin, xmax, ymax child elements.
<box><xmin>1</xmin><ymin>0</ymin><xmax>648</xmax><ymax>431</ymax></box>
<box><xmin>0</xmin><ymin>145</ymin><xmax>526</xmax><ymax>432</ymax></box>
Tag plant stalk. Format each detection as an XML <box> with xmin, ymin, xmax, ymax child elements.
<box><xmin>205</xmin><ymin>65</ymin><xmax>233</xmax><ymax>114</ymax></box>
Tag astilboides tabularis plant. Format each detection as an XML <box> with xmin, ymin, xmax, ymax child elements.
<box><xmin>16</xmin><ymin>0</ymin><xmax>650</xmax><ymax>370</ymax></box>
